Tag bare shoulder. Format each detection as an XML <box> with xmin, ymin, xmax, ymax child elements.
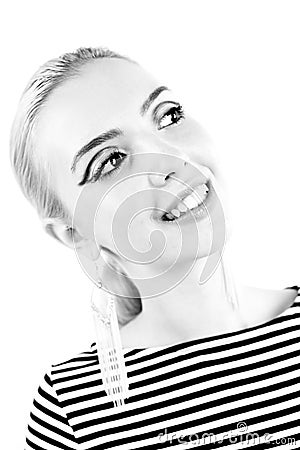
<box><xmin>237</xmin><ymin>283</ymin><xmax>299</xmax><ymax>326</ymax></box>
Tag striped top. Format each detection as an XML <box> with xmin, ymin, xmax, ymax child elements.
<box><xmin>25</xmin><ymin>286</ymin><xmax>300</xmax><ymax>450</ymax></box>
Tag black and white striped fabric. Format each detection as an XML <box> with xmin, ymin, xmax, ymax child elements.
<box><xmin>25</xmin><ymin>286</ymin><xmax>300</xmax><ymax>449</ymax></box>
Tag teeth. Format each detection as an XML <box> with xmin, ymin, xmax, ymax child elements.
<box><xmin>178</xmin><ymin>203</ymin><xmax>188</xmax><ymax>212</ymax></box>
<box><xmin>197</xmin><ymin>184</ymin><xmax>209</xmax><ymax>197</ymax></box>
<box><xmin>171</xmin><ymin>209</ymin><xmax>181</xmax><ymax>217</ymax></box>
<box><xmin>183</xmin><ymin>193</ymin><xmax>199</xmax><ymax>209</ymax></box>
<box><xmin>193</xmin><ymin>192</ymin><xmax>206</xmax><ymax>204</ymax></box>
<box><xmin>164</xmin><ymin>212</ymin><xmax>174</xmax><ymax>220</ymax></box>
<box><xmin>161</xmin><ymin>183</ymin><xmax>209</xmax><ymax>221</ymax></box>
<box><xmin>183</xmin><ymin>183</ymin><xmax>209</xmax><ymax>208</ymax></box>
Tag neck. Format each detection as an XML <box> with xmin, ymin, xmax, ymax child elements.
<box><xmin>120</xmin><ymin>251</ymin><xmax>248</xmax><ymax>347</ymax></box>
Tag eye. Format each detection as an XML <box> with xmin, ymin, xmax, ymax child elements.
<box><xmin>101</xmin><ymin>151</ymin><xmax>127</xmax><ymax>178</ymax></box>
<box><xmin>157</xmin><ymin>104</ymin><xmax>185</xmax><ymax>130</ymax></box>
<box><xmin>79</xmin><ymin>148</ymin><xmax>127</xmax><ymax>185</ymax></box>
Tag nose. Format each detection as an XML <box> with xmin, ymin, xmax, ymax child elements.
<box><xmin>147</xmin><ymin>152</ymin><xmax>196</xmax><ymax>188</ymax></box>
<box><xmin>148</xmin><ymin>165</ymin><xmax>187</xmax><ymax>188</ymax></box>
<box><xmin>148</xmin><ymin>170</ymin><xmax>177</xmax><ymax>187</ymax></box>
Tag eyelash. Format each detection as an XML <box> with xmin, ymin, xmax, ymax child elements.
<box><xmin>80</xmin><ymin>104</ymin><xmax>186</xmax><ymax>185</ymax></box>
<box><xmin>156</xmin><ymin>104</ymin><xmax>185</xmax><ymax>130</ymax></box>
<box><xmin>79</xmin><ymin>149</ymin><xmax>126</xmax><ymax>185</ymax></box>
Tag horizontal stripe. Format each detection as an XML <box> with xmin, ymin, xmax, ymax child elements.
<box><xmin>24</xmin><ymin>287</ymin><xmax>300</xmax><ymax>449</ymax></box>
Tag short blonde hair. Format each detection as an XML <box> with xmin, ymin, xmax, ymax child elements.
<box><xmin>9</xmin><ymin>46</ymin><xmax>142</xmax><ymax>326</ymax></box>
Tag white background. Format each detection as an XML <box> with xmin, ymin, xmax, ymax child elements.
<box><xmin>1</xmin><ymin>0</ymin><xmax>300</xmax><ymax>447</ymax></box>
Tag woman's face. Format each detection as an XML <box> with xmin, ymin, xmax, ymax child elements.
<box><xmin>35</xmin><ymin>57</ymin><xmax>226</xmax><ymax>279</ymax></box>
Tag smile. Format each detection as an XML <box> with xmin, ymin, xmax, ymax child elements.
<box><xmin>152</xmin><ymin>178</ymin><xmax>215</xmax><ymax>225</ymax></box>
<box><xmin>161</xmin><ymin>182</ymin><xmax>209</xmax><ymax>221</ymax></box>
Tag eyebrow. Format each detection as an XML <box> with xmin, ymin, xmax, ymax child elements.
<box><xmin>70</xmin><ymin>85</ymin><xmax>170</xmax><ymax>174</ymax></box>
<box><xmin>70</xmin><ymin>128</ymin><xmax>123</xmax><ymax>173</ymax></box>
<box><xmin>140</xmin><ymin>85</ymin><xmax>169</xmax><ymax>116</ymax></box>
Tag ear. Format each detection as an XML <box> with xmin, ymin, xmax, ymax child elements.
<box><xmin>42</xmin><ymin>218</ymin><xmax>100</xmax><ymax>261</ymax></box>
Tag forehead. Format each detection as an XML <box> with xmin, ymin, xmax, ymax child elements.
<box><xmin>37</xmin><ymin>58</ymin><xmax>159</xmax><ymax>140</ymax></box>
<box><xmin>34</xmin><ymin>58</ymin><xmax>160</xmax><ymax>186</ymax></box>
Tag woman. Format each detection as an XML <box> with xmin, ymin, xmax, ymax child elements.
<box><xmin>10</xmin><ymin>47</ymin><xmax>300</xmax><ymax>449</ymax></box>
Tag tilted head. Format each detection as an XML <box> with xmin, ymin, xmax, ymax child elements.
<box><xmin>10</xmin><ymin>46</ymin><xmax>225</xmax><ymax>323</ymax></box>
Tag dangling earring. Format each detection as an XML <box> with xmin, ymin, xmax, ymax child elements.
<box><xmin>90</xmin><ymin>259</ymin><xmax>129</xmax><ymax>408</ymax></box>
<box><xmin>220</xmin><ymin>244</ymin><xmax>240</xmax><ymax>311</ymax></box>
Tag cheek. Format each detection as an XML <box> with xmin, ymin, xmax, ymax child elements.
<box><xmin>93</xmin><ymin>177</ymin><xmax>158</xmax><ymax>256</ymax></box>
<box><xmin>93</xmin><ymin>181</ymin><xmax>145</xmax><ymax>249</ymax></box>
<box><xmin>164</xmin><ymin>120</ymin><xmax>217</xmax><ymax>165</ymax></box>
<box><xmin>166</xmin><ymin>118</ymin><xmax>208</xmax><ymax>145</ymax></box>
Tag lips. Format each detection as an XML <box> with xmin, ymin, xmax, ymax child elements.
<box><xmin>152</xmin><ymin>177</ymin><xmax>211</xmax><ymax>222</ymax></box>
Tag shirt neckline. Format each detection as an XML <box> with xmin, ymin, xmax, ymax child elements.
<box><xmin>91</xmin><ymin>286</ymin><xmax>300</xmax><ymax>353</ymax></box>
